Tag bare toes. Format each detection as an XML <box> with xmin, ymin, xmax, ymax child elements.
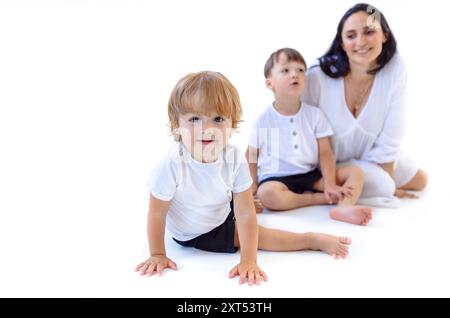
<box><xmin>340</xmin><ymin>245</ymin><xmax>349</xmax><ymax>254</ymax></box>
<box><xmin>339</xmin><ymin>237</ymin><xmax>352</xmax><ymax>245</ymax></box>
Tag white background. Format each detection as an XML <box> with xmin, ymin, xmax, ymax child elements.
<box><xmin>1</xmin><ymin>0</ymin><xmax>449</xmax><ymax>297</ymax></box>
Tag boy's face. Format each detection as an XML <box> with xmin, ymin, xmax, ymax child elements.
<box><xmin>176</xmin><ymin>112</ymin><xmax>233</xmax><ymax>163</ymax></box>
<box><xmin>266</xmin><ymin>53</ymin><xmax>306</xmax><ymax>99</ymax></box>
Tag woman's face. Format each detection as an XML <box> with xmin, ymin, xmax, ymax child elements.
<box><xmin>341</xmin><ymin>11</ymin><xmax>387</xmax><ymax>69</ymax></box>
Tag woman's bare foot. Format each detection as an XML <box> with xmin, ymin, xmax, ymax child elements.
<box><xmin>330</xmin><ymin>205</ymin><xmax>372</xmax><ymax>226</ymax></box>
<box><xmin>394</xmin><ymin>189</ymin><xmax>419</xmax><ymax>199</ymax></box>
<box><xmin>307</xmin><ymin>233</ymin><xmax>351</xmax><ymax>259</ymax></box>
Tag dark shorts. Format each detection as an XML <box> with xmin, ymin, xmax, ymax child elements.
<box><xmin>259</xmin><ymin>169</ymin><xmax>322</xmax><ymax>194</ymax></box>
<box><xmin>173</xmin><ymin>208</ymin><xmax>238</xmax><ymax>254</ymax></box>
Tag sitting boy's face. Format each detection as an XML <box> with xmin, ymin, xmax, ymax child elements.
<box><xmin>266</xmin><ymin>53</ymin><xmax>306</xmax><ymax>99</ymax></box>
<box><xmin>177</xmin><ymin>112</ymin><xmax>233</xmax><ymax>163</ymax></box>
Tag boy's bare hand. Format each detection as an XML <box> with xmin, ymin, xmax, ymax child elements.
<box><xmin>228</xmin><ymin>261</ymin><xmax>268</xmax><ymax>286</ymax></box>
<box><xmin>253</xmin><ymin>195</ymin><xmax>265</xmax><ymax>213</ymax></box>
<box><xmin>135</xmin><ymin>255</ymin><xmax>177</xmax><ymax>277</ymax></box>
<box><xmin>324</xmin><ymin>184</ymin><xmax>353</xmax><ymax>204</ymax></box>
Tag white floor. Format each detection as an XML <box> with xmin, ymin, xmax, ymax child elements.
<box><xmin>2</xmin><ymin>176</ymin><xmax>449</xmax><ymax>298</ymax></box>
<box><xmin>128</xmin><ymin>185</ymin><xmax>449</xmax><ymax>298</ymax></box>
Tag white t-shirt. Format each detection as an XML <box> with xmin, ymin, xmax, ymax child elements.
<box><xmin>302</xmin><ymin>54</ymin><xmax>406</xmax><ymax>164</ymax></box>
<box><xmin>147</xmin><ymin>142</ymin><xmax>253</xmax><ymax>241</ymax></box>
<box><xmin>249</xmin><ymin>103</ymin><xmax>333</xmax><ymax>183</ymax></box>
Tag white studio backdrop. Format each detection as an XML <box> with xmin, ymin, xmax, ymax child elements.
<box><xmin>0</xmin><ymin>0</ymin><xmax>449</xmax><ymax>297</ymax></box>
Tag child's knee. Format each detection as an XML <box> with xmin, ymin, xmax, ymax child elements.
<box><xmin>348</xmin><ymin>165</ymin><xmax>364</xmax><ymax>180</ymax></box>
<box><xmin>257</xmin><ymin>186</ymin><xmax>282</xmax><ymax>209</ymax></box>
<box><xmin>338</xmin><ymin>165</ymin><xmax>364</xmax><ymax>183</ymax></box>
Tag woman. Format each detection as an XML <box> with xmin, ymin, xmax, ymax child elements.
<box><xmin>302</xmin><ymin>3</ymin><xmax>427</xmax><ymax>207</ymax></box>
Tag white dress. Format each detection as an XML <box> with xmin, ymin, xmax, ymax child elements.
<box><xmin>302</xmin><ymin>55</ymin><xmax>418</xmax><ymax>207</ymax></box>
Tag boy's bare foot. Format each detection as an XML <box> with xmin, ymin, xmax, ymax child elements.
<box><xmin>307</xmin><ymin>233</ymin><xmax>351</xmax><ymax>259</ymax></box>
<box><xmin>330</xmin><ymin>205</ymin><xmax>372</xmax><ymax>226</ymax></box>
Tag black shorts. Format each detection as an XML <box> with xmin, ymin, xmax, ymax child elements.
<box><xmin>259</xmin><ymin>169</ymin><xmax>322</xmax><ymax>194</ymax></box>
<box><xmin>173</xmin><ymin>209</ymin><xmax>238</xmax><ymax>254</ymax></box>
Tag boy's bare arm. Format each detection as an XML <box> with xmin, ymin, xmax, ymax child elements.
<box><xmin>233</xmin><ymin>188</ymin><xmax>258</xmax><ymax>263</ymax></box>
<box><xmin>148</xmin><ymin>194</ymin><xmax>171</xmax><ymax>256</ymax></box>
<box><xmin>317</xmin><ymin>137</ymin><xmax>337</xmax><ymax>187</ymax></box>
<box><xmin>246</xmin><ymin>146</ymin><xmax>259</xmax><ymax>194</ymax></box>
<box><xmin>135</xmin><ymin>194</ymin><xmax>176</xmax><ymax>276</ymax></box>
<box><xmin>230</xmin><ymin>188</ymin><xmax>267</xmax><ymax>285</ymax></box>
<box><xmin>318</xmin><ymin>137</ymin><xmax>353</xmax><ymax>203</ymax></box>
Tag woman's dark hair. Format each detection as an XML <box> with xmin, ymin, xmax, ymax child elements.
<box><xmin>319</xmin><ymin>3</ymin><xmax>397</xmax><ymax>78</ymax></box>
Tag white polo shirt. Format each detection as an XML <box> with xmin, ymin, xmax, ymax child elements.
<box><xmin>249</xmin><ymin>103</ymin><xmax>333</xmax><ymax>183</ymax></box>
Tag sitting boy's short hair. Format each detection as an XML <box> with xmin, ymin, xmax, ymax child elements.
<box><xmin>264</xmin><ymin>48</ymin><xmax>307</xmax><ymax>78</ymax></box>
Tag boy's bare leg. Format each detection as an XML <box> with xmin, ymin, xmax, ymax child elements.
<box><xmin>234</xmin><ymin>225</ymin><xmax>351</xmax><ymax>258</ymax></box>
<box><xmin>314</xmin><ymin>166</ymin><xmax>372</xmax><ymax>225</ymax></box>
<box><xmin>257</xmin><ymin>181</ymin><xmax>328</xmax><ymax>211</ymax></box>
